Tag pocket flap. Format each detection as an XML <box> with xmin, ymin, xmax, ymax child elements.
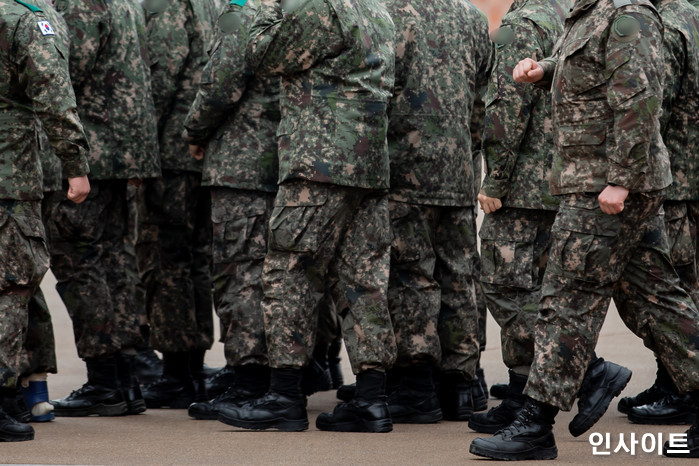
<box><xmin>557</xmin><ymin>124</ymin><xmax>606</xmax><ymax>147</ymax></box>
<box><xmin>13</xmin><ymin>215</ymin><xmax>45</xmax><ymax>239</ymax></box>
<box><xmin>554</xmin><ymin>205</ymin><xmax>620</xmax><ymax>237</ymax></box>
<box><xmin>562</xmin><ymin>36</ymin><xmax>591</xmax><ymax>58</ymax></box>
<box><xmin>479</xmin><ymin>213</ymin><xmax>538</xmax><ymax>242</ymax></box>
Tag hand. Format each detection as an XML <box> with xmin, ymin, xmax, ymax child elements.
<box><xmin>478</xmin><ymin>193</ymin><xmax>502</xmax><ymax>214</ymax></box>
<box><xmin>127</xmin><ymin>178</ymin><xmax>142</xmax><ymax>188</ymax></box>
<box><xmin>67</xmin><ymin>175</ymin><xmax>90</xmax><ymax>204</ymax></box>
<box><xmin>598</xmin><ymin>185</ymin><xmax>629</xmax><ymax>215</ymax></box>
<box><xmin>190</xmin><ymin>144</ymin><xmax>205</xmax><ymax>160</ymax></box>
<box><xmin>513</xmin><ymin>58</ymin><xmax>544</xmax><ymax>83</ymax></box>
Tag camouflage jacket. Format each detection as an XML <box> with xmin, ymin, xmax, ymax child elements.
<box><xmin>183</xmin><ymin>0</ymin><xmax>280</xmax><ymax>192</ymax></box>
<box><xmin>385</xmin><ymin>0</ymin><xmax>490</xmax><ymax>206</ymax></box>
<box><xmin>246</xmin><ymin>0</ymin><xmax>395</xmax><ymax>190</ymax></box>
<box><xmin>0</xmin><ymin>0</ymin><xmax>89</xmax><ymax>201</ymax></box>
<box><xmin>480</xmin><ymin>0</ymin><xmax>570</xmax><ymax>210</ymax></box>
<box><xmin>657</xmin><ymin>0</ymin><xmax>699</xmax><ymax>201</ymax></box>
<box><xmin>538</xmin><ymin>0</ymin><xmax>671</xmax><ymax>195</ymax></box>
<box><xmin>56</xmin><ymin>0</ymin><xmax>160</xmax><ymax>180</ymax></box>
<box><xmin>145</xmin><ymin>0</ymin><xmax>221</xmax><ymax>173</ymax></box>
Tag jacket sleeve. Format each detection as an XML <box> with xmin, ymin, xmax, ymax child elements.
<box><xmin>13</xmin><ymin>12</ymin><xmax>89</xmax><ymax>178</ymax></box>
<box><xmin>657</xmin><ymin>25</ymin><xmax>684</xmax><ymax>133</ymax></box>
<box><xmin>245</xmin><ymin>0</ymin><xmax>344</xmax><ymax>76</ymax></box>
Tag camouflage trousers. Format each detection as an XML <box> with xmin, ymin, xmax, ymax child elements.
<box><xmin>525</xmin><ymin>193</ymin><xmax>699</xmax><ymax>410</ymax></box>
<box><xmin>210</xmin><ymin>187</ymin><xmax>273</xmax><ymax>366</ymax></box>
<box><xmin>663</xmin><ymin>200</ymin><xmax>699</xmax><ymax>307</ymax></box>
<box><xmin>388</xmin><ymin>201</ymin><xmax>480</xmax><ymax>378</ymax></box>
<box><xmin>47</xmin><ymin>180</ymin><xmax>141</xmax><ymax>358</ymax></box>
<box><xmin>0</xmin><ymin>200</ymin><xmax>49</xmax><ymax>389</ymax></box>
<box><xmin>263</xmin><ymin>181</ymin><xmax>397</xmax><ymax>373</ymax></box>
<box><xmin>480</xmin><ymin>207</ymin><xmax>557</xmax><ymax>369</ymax></box>
<box><xmin>136</xmin><ymin>171</ymin><xmax>214</xmax><ymax>353</ymax></box>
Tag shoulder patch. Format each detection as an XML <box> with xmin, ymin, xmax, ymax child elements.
<box><xmin>37</xmin><ymin>20</ymin><xmax>55</xmax><ymax>35</ymax></box>
<box><xmin>143</xmin><ymin>0</ymin><xmax>169</xmax><ymax>14</ymax></box>
<box><xmin>491</xmin><ymin>26</ymin><xmax>515</xmax><ymax>49</ymax></box>
<box><xmin>230</xmin><ymin>0</ymin><xmax>247</xmax><ymax>6</ymax></box>
<box><xmin>14</xmin><ymin>0</ymin><xmax>42</xmax><ymax>12</ymax></box>
<box><xmin>218</xmin><ymin>11</ymin><xmax>243</xmax><ymax>34</ymax></box>
<box><xmin>611</xmin><ymin>14</ymin><xmax>641</xmax><ymax>42</ymax></box>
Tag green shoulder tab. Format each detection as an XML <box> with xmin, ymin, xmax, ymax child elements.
<box><xmin>14</xmin><ymin>0</ymin><xmax>42</xmax><ymax>12</ymax></box>
<box><xmin>230</xmin><ymin>0</ymin><xmax>248</xmax><ymax>6</ymax></box>
<box><xmin>611</xmin><ymin>14</ymin><xmax>641</xmax><ymax>42</ymax></box>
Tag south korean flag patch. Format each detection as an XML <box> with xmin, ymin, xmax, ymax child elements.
<box><xmin>37</xmin><ymin>20</ymin><xmax>55</xmax><ymax>36</ymax></box>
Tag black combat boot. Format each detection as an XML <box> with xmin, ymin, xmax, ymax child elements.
<box><xmin>663</xmin><ymin>391</ymin><xmax>699</xmax><ymax>458</ymax></box>
<box><xmin>388</xmin><ymin>363</ymin><xmax>442</xmax><ymax>423</ymax></box>
<box><xmin>328</xmin><ymin>338</ymin><xmax>344</xmax><ymax>389</ymax></box>
<box><xmin>141</xmin><ymin>352</ymin><xmax>196</xmax><ymax>409</ymax></box>
<box><xmin>438</xmin><ymin>370</ymin><xmax>475</xmax><ymax>421</ymax></box>
<box><xmin>134</xmin><ymin>326</ymin><xmax>163</xmax><ymax>384</ymax></box>
<box><xmin>1</xmin><ymin>386</ymin><xmax>31</xmax><ymax>423</ymax></box>
<box><xmin>490</xmin><ymin>383</ymin><xmax>509</xmax><ymax>400</ymax></box>
<box><xmin>629</xmin><ymin>393</ymin><xmax>696</xmax><ymax>425</ymax></box>
<box><xmin>469</xmin><ymin>369</ymin><xmax>527</xmax><ymax>433</ymax></box>
<box><xmin>470</xmin><ymin>398</ymin><xmax>559</xmax><ymax>461</ymax></box>
<box><xmin>203</xmin><ymin>365</ymin><xmax>235</xmax><ymax>400</ymax></box>
<box><xmin>116</xmin><ymin>353</ymin><xmax>146</xmax><ymax>415</ymax></box>
<box><xmin>189</xmin><ymin>349</ymin><xmax>208</xmax><ymax>402</ymax></box>
<box><xmin>473</xmin><ymin>366</ymin><xmax>488</xmax><ymax>412</ymax></box>
<box><xmin>569</xmin><ymin>356</ymin><xmax>631</xmax><ymax>436</ymax></box>
<box><xmin>52</xmin><ymin>357</ymin><xmax>127</xmax><ymax>417</ymax></box>
<box><xmin>217</xmin><ymin>368</ymin><xmax>308</xmax><ymax>431</ymax></box>
<box><xmin>189</xmin><ymin>364</ymin><xmax>269</xmax><ymax>420</ymax></box>
<box><xmin>302</xmin><ymin>344</ymin><xmax>332</xmax><ymax>396</ymax></box>
<box><xmin>316</xmin><ymin>369</ymin><xmax>392</xmax><ymax>432</ymax></box>
<box><xmin>336</xmin><ymin>383</ymin><xmax>356</xmax><ymax>401</ymax></box>
<box><xmin>618</xmin><ymin>358</ymin><xmax>673</xmax><ymax>414</ymax></box>
<box><xmin>0</xmin><ymin>389</ymin><xmax>34</xmax><ymax>442</ymax></box>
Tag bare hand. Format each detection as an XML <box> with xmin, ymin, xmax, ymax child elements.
<box><xmin>513</xmin><ymin>58</ymin><xmax>544</xmax><ymax>83</ymax></box>
<box><xmin>190</xmin><ymin>145</ymin><xmax>205</xmax><ymax>161</ymax></box>
<box><xmin>67</xmin><ymin>175</ymin><xmax>90</xmax><ymax>204</ymax></box>
<box><xmin>478</xmin><ymin>193</ymin><xmax>502</xmax><ymax>214</ymax></box>
<box><xmin>598</xmin><ymin>185</ymin><xmax>629</xmax><ymax>215</ymax></box>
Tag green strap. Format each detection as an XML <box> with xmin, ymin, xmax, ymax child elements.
<box><xmin>230</xmin><ymin>0</ymin><xmax>248</xmax><ymax>6</ymax></box>
<box><xmin>14</xmin><ymin>0</ymin><xmax>42</xmax><ymax>12</ymax></box>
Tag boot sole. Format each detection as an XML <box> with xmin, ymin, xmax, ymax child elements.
<box><xmin>218</xmin><ymin>412</ymin><xmax>308</xmax><ymax>432</ymax></box>
<box><xmin>53</xmin><ymin>401</ymin><xmax>128</xmax><ymax>417</ymax></box>
<box><xmin>316</xmin><ymin>417</ymin><xmax>392</xmax><ymax>433</ymax></box>
<box><xmin>0</xmin><ymin>431</ymin><xmax>35</xmax><ymax>442</ymax></box>
<box><xmin>144</xmin><ymin>397</ymin><xmax>194</xmax><ymax>409</ymax></box>
<box><xmin>628</xmin><ymin>411</ymin><xmax>696</xmax><ymax>425</ymax></box>
<box><xmin>569</xmin><ymin>367</ymin><xmax>632</xmax><ymax>437</ymax></box>
<box><xmin>127</xmin><ymin>399</ymin><xmax>147</xmax><ymax>415</ymax></box>
<box><xmin>189</xmin><ymin>410</ymin><xmax>219</xmax><ymax>420</ymax></box>
<box><xmin>391</xmin><ymin>408</ymin><xmax>443</xmax><ymax>424</ymax></box>
<box><xmin>470</xmin><ymin>442</ymin><xmax>558</xmax><ymax>460</ymax></box>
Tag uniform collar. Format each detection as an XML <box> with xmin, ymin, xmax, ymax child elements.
<box><xmin>568</xmin><ymin>0</ymin><xmax>600</xmax><ymax>19</ymax></box>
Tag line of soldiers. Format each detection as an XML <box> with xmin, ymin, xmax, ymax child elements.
<box><xmin>0</xmin><ymin>0</ymin><xmax>697</xmax><ymax>460</ymax></box>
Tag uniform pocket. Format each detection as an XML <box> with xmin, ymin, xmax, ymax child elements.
<box><xmin>480</xmin><ymin>214</ymin><xmax>538</xmax><ymax>289</ymax></box>
<box><xmin>2</xmin><ymin>215</ymin><xmax>49</xmax><ymax>288</ymax></box>
<box><xmin>212</xmin><ymin>196</ymin><xmax>268</xmax><ymax>263</ymax></box>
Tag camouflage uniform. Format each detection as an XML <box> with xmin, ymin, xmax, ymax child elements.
<box><xmin>246</xmin><ymin>0</ymin><xmax>397</xmax><ymax>373</ymax></box>
<box><xmin>479</xmin><ymin>0</ymin><xmax>569</xmax><ymax>371</ymax></box>
<box><xmin>0</xmin><ymin>0</ymin><xmax>89</xmax><ymax>389</ymax></box>
<box><xmin>136</xmin><ymin>0</ymin><xmax>220</xmax><ymax>354</ymax></box>
<box><xmin>47</xmin><ymin>0</ymin><xmax>159</xmax><ymax>358</ymax></box>
<box><xmin>524</xmin><ymin>0</ymin><xmax>699</xmax><ymax>411</ymax></box>
<box><xmin>383</xmin><ymin>0</ymin><xmax>490</xmax><ymax>379</ymax></box>
<box><xmin>183</xmin><ymin>0</ymin><xmax>280</xmax><ymax>366</ymax></box>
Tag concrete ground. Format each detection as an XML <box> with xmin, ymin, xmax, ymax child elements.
<box><xmin>3</xmin><ymin>272</ymin><xmax>693</xmax><ymax>465</ymax></box>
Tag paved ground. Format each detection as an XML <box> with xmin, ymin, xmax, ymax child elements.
<box><xmin>3</xmin><ymin>272</ymin><xmax>693</xmax><ymax>465</ymax></box>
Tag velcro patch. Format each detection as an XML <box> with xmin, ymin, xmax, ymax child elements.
<box><xmin>491</xmin><ymin>26</ymin><xmax>515</xmax><ymax>49</ymax></box>
<box><xmin>37</xmin><ymin>20</ymin><xmax>54</xmax><ymax>35</ymax></box>
<box><xmin>143</xmin><ymin>0</ymin><xmax>168</xmax><ymax>14</ymax></box>
<box><xmin>612</xmin><ymin>15</ymin><xmax>641</xmax><ymax>42</ymax></box>
<box><xmin>218</xmin><ymin>11</ymin><xmax>242</xmax><ymax>34</ymax></box>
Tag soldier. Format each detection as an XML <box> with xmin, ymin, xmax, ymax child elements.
<box><xmin>0</xmin><ymin>0</ymin><xmax>90</xmax><ymax>441</ymax></box>
<box><xmin>618</xmin><ymin>0</ymin><xmax>699</xmax><ymax>427</ymax></box>
<box><xmin>378</xmin><ymin>0</ymin><xmax>490</xmax><ymax>424</ymax></box>
<box><xmin>136</xmin><ymin>0</ymin><xmax>221</xmax><ymax>409</ymax></box>
<box><xmin>48</xmin><ymin>0</ymin><xmax>160</xmax><ymax>417</ymax></box>
<box><xmin>182</xmin><ymin>0</ymin><xmax>280</xmax><ymax>419</ymax></box>
<box><xmin>217</xmin><ymin>0</ymin><xmax>398</xmax><ymax>432</ymax></box>
<box><xmin>470</xmin><ymin>0</ymin><xmax>699</xmax><ymax>460</ymax></box>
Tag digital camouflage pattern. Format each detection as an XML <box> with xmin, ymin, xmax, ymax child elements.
<box><xmin>537</xmin><ymin>0</ymin><xmax>671</xmax><ymax>195</ymax></box>
<box><xmin>22</xmin><ymin>287</ymin><xmax>57</xmax><ymax>376</ymax></box>
<box><xmin>55</xmin><ymin>0</ymin><xmax>159</xmax><ymax>180</ymax></box>
<box><xmin>210</xmin><ymin>188</ymin><xmax>273</xmax><ymax>366</ymax></box>
<box><xmin>145</xmin><ymin>0</ymin><xmax>222</xmax><ymax>172</ymax></box>
<box><xmin>480</xmin><ymin>0</ymin><xmax>569</xmax><ymax>210</ymax></box>
<box><xmin>184</xmin><ymin>0</ymin><xmax>280</xmax><ymax>192</ymax></box>
<box><xmin>386</xmin><ymin>0</ymin><xmax>490</xmax><ymax>206</ymax></box>
<box><xmin>661</xmin><ymin>201</ymin><xmax>699</xmax><ymax>305</ymax></box>
<box><xmin>262</xmin><ymin>181</ymin><xmax>397</xmax><ymax>373</ymax></box>
<box><xmin>526</xmin><ymin>193</ymin><xmax>699</xmax><ymax>410</ymax></box>
<box><xmin>246</xmin><ymin>0</ymin><xmax>395</xmax><ymax>190</ymax></box>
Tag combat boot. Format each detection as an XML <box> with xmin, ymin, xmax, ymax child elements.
<box><xmin>490</xmin><ymin>383</ymin><xmax>509</xmax><ymax>400</ymax></box>
<box><xmin>189</xmin><ymin>349</ymin><xmax>209</xmax><ymax>402</ymax></box>
<box><xmin>316</xmin><ymin>369</ymin><xmax>392</xmax><ymax>432</ymax></box>
<box><xmin>21</xmin><ymin>375</ymin><xmax>54</xmax><ymax>422</ymax></box>
<box><xmin>470</xmin><ymin>398</ymin><xmax>559</xmax><ymax>461</ymax></box>
<box><xmin>203</xmin><ymin>365</ymin><xmax>235</xmax><ymax>400</ymax></box>
<box><xmin>569</xmin><ymin>357</ymin><xmax>631</xmax><ymax>437</ymax></box>
<box><xmin>116</xmin><ymin>353</ymin><xmax>146</xmax><ymax>415</ymax></box>
<box><xmin>52</xmin><ymin>357</ymin><xmax>127</xmax><ymax>417</ymax></box>
<box><xmin>218</xmin><ymin>368</ymin><xmax>307</xmax><ymax>431</ymax></box>
<box><xmin>387</xmin><ymin>363</ymin><xmax>442</xmax><ymax>424</ymax></box>
<box><xmin>629</xmin><ymin>394</ymin><xmax>697</xmax><ymax>425</ymax></box>
<box><xmin>189</xmin><ymin>364</ymin><xmax>269</xmax><ymax>420</ymax></box>
<box><xmin>336</xmin><ymin>383</ymin><xmax>356</xmax><ymax>401</ymax></box>
<box><xmin>301</xmin><ymin>345</ymin><xmax>332</xmax><ymax>396</ymax></box>
<box><xmin>141</xmin><ymin>352</ymin><xmax>196</xmax><ymax>409</ymax></box>
<box><xmin>618</xmin><ymin>359</ymin><xmax>674</xmax><ymax>414</ymax></box>
<box><xmin>134</xmin><ymin>347</ymin><xmax>162</xmax><ymax>384</ymax></box>
<box><xmin>474</xmin><ymin>365</ymin><xmax>489</xmax><ymax>411</ymax></box>
<box><xmin>328</xmin><ymin>338</ymin><xmax>344</xmax><ymax>389</ymax></box>
<box><xmin>469</xmin><ymin>369</ymin><xmax>527</xmax><ymax>433</ymax></box>
<box><xmin>663</xmin><ymin>392</ymin><xmax>699</xmax><ymax>458</ymax></box>
<box><xmin>2</xmin><ymin>386</ymin><xmax>31</xmax><ymax>423</ymax></box>
<box><xmin>0</xmin><ymin>391</ymin><xmax>34</xmax><ymax>442</ymax></box>
<box><xmin>438</xmin><ymin>370</ymin><xmax>475</xmax><ymax>421</ymax></box>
